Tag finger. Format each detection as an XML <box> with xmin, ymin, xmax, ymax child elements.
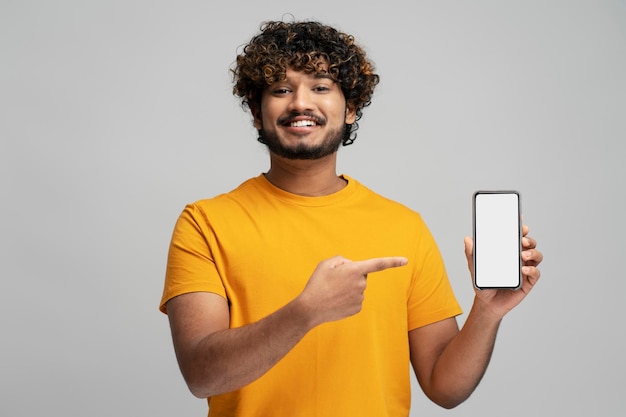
<box><xmin>327</xmin><ymin>255</ymin><xmax>352</xmax><ymax>269</ymax></box>
<box><xmin>522</xmin><ymin>224</ymin><xmax>529</xmax><ymax>237</ymax></box>
<box><xmin>357</xmin><ymin>257</ymin><xmax>408</xmax><ymax>275</ymax></box>
<box><xmin>522</xmin><ymin>236</ymin><xmax>537</xmax><ymax>250</ymax></box>
<box><xmin>522</xmin><ymin>265</ymin><xmax>541</xmax><ymax>286</ymax></box>
<box><xmin>522</xmin><ymin>248</ymin><xmax>543</xmax><ymax>265</ymax></box>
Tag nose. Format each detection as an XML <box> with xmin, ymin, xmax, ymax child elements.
<box><xmin>288</xmin><ymin>86</ymin><xmax>314</xmax><ymax>112</ymax></box>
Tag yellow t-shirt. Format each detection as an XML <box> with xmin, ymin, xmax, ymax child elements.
<box><xmin>160</xmin><ymin>174</ymin><xmax>462</xmax><ymax>417</ymax></box>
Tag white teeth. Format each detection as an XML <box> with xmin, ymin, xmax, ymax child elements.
<box><xmin>290</xmin><ymin>120</ymin><xmax>316</xmax><ymax>127</ymax></box>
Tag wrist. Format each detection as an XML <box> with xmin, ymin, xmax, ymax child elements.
<box><xmin>470</xmin><ymin>296</ymin><xmax>505</xmax><ymax>325</ymax></box>
<box><xmin>288</xmin><ymin>293</ymin><xmax>319</xmax><ymax>330</ymax></box>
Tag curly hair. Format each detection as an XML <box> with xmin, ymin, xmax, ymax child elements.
<box><xmin>231</xmin><ymin>20</ymin><xmax>380</xmax><ymax>145</ymax></box>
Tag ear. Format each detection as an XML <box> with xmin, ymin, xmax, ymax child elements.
<box><xmin>250</xmin><ymin>104</ymin><xmax>263</xmax><ymax>129</ymax></box>
<box><xmin>345</xmin><ymin>103</ymin><xmax>357</xmax><ymax>124</ymax></box>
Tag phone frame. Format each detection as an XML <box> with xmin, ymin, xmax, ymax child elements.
<box><xmin>472</xmin><ymin>190</ymin><xmax>522</xmax><ymax>290</ymax></box>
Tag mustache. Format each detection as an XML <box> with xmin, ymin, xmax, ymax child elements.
<box><xmin>277</xmin><ymin>111</ymin><xmax>326</xmax><ymax>125</ymax></box>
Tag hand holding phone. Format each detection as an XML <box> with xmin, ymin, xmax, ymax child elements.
<box><xmin>472</xmin><ymin>191</ymin><xmax>522</xmax><ymax>290</ymax></box>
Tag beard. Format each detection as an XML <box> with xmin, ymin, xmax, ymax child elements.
<box><xmin>258</xmin><ymin>124</ymin><xmax>347</xmax><ymax>160</ymax></box>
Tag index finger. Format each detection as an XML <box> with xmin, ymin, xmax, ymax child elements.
<box><xmin>356</xmin><ymin>257</ymin><xmax>408</xmax><ymax>275</ymax></box>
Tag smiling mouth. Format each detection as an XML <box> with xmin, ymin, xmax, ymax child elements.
<box><xmin>279</xmin><ymin>112</ymin><xmax>326</xmax><ymax>128</ymax></box>
<box><xmin>289</xmin><ymin>120</ymin><xmax>318</xmax><ymax>127</ymax></box>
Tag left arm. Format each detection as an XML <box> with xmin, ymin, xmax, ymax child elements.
<box><xmin>410</xmin><ymin>225</ymin><xmax>543</xmax><ymax>409</ymax></box>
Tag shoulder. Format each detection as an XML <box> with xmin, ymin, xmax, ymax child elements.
<box><xmin>189</xmin><ymin>176</ymin><xmax>265</xmax><ymax>209</ymax></box>
<box><xmin>344</xmin><ymin>176</ymin><xmax>433</xmax><ymax>240</ymax></box>
<box><xmin>349</xmin><ymin>176</ymin><xmax>424</xmax><ymax>220</ymax></box>
<box><xmin>172</xmin><ymin>176</ymin><xmax>265</xmax><ymax>228</ymax></box>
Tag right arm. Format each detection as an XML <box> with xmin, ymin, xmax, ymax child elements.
<box><xmin>167</xmin><ymin>291</ymin><xmax>313</xmax><ymax>398</ymax></box>
<box><xmin>166</xmin><ymin>255</ymin><xmax>408</xmax><ymax>398</ymax></box>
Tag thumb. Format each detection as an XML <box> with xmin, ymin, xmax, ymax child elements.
<box><xmin>464</xmin><ymin>236</ymin><xmax>473</xmax><ymax>259</ymax></box>
<box><xmin>464</xmin><ymin>236</ymin><xmax>474</xmax><ymax>278</ymax></box>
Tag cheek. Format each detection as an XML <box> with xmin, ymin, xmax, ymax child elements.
<box><xmin>254</xmin><ymin>100</ymin><xmax>280</xmax><ymax>130</ymax></box>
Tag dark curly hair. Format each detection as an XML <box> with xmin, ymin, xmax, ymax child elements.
<box><xmin>231</xmin><ymin>20</ymin><xmax>380</xmax><ymax>146</ymax></box>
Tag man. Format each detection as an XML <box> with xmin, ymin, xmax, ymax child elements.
<box><xmin>159</xmin><ymin>20</ymin><xmax>543</xmax><ymax>416</ymax></box>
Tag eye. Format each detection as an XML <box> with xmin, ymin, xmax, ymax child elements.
<box><xmin>313</xmin><ymin>85</ymin><xmax>332</xmax><ymax>93</ymax></box>
<box><xmin>272</xmin><ymin>87</ymin><xmax>291</xmax><ymax>95</ymax></box>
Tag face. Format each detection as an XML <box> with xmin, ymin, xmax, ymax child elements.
<box><xmin>254</xmin><ymin>67</ymin><xmax>356</xmax><ymax>160</ymax></box>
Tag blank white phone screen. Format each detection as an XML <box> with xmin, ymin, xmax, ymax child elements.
<box><xmin>474</xmin><ymin>192</ymin><xmax>521</xmax><ymax>289</ymax></box>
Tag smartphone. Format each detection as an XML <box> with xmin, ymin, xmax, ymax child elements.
<box><xmin>472</xmin><ymin>191</ymin><xmax>522</xmax><ymax>290</ymax></box>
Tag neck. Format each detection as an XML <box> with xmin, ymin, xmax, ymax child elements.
<box><xmin>264</xmin><ymin>152</ymin><xmax>347</xmax><ymax>196</ymax></box>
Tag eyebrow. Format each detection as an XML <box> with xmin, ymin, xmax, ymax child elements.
<box><xmin>274</xmin><ymin>72</ymin><xmax>337</xmax><ymax>86</ymax></box>
<box><xmin>313</xmin><ymin>73</ymin><xmax>336</xmax><ymax>81</ymax></box>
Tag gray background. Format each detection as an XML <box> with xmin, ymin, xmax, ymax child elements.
<box><xmin>1</xmin><ymin>0</ymin><xmax>624</xmax><ymax>415</ymax></box>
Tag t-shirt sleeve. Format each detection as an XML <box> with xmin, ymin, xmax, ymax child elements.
<box><xmin>406</xmin><ymin>218</ymin><xmax>463</xmax><ymax>330</ymax></box>
<box><xmin>159</xmin><ymin>203</ymin><xmax>227</xmax><ymax>314</ymax></box>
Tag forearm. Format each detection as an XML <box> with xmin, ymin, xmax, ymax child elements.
<box><xmin>180</xmin><ymin>297</ymin><xmax>314</xmax><ymax>398</ymax></box>
<box><xmin>427</xmin><ymin>299</ymin><xmax>502</xmax><ymax>408</ymax></box>
<box><xmin>172</xmin><ymin>256</ymin><xmax>408</xmax><ymax>398</ymax></box>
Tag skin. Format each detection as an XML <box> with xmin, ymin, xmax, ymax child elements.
<box><xmin>254</xmin><ymin>68</ymin><xmax>357</xmax><ymax>195</ymax></box>
<box><xmin>166</xmin><ymin>67</ymin><xmax>544</xmax><ymax>408</ymax></box>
